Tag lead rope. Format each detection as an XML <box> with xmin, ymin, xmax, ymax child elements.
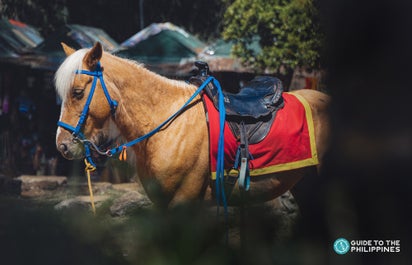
<box><xmin>84</xmin><ymin>158</ymin><xmax>97</xmax><ymax>215</ymax></box>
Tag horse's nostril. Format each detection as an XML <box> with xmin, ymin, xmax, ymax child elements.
<box><xmin>59</xmin><ymin>143</ymin><xmax>68</xmax><ymax>153</ymax></box>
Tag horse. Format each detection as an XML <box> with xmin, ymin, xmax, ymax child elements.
<box><xmin>55</xmin><ymin>42</ymin><xmax>330</xmax><ymax>209</ymax></box>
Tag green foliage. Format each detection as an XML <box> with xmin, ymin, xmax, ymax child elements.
<box><xmin>223</xmin><ymin>0</ymin><xmax>324</xmax><ymax>73</ymax></box>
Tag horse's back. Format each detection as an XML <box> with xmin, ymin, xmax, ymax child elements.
<box><xmin>289</xmin><ymin>89</ymin><xmax>330</xmax><ymax>113</ymax></box>
<box><xmin>289</xmin><ymin>89</ymin><xmax>330</xmax><ymax>167</ymax></box>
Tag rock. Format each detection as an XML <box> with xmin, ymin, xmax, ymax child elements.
<box><xmin>16</xmin><ymin>175</ymin><xmax>67</xmax><ymax>197</ymax></box>
<box><xmin>54</xmin><ymin>195</ymin><xmax>110</xmax><ymax>211</ymax></box>
<box><xmin>112</xmin><ymin>182</ymin><xmax>141</xmax><ymax>193</ymax></box>
<box><xmin>110</xmin><ymin>191</ymin><xmax>152</xmax><ymax>216</ymax></box>
<box><xmin>75</xmin><ymin>182</ymin><xmax>113</xmax><ymax>196</ymax></box>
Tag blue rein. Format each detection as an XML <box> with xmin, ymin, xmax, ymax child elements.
<box><xmin>57</xmin><ymin>62</ymin><xmax>228</xmax><ymax>214</ymax></box>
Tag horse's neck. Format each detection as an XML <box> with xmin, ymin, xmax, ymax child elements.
<box><xmin>110</xmin><ymin>61</ymin><xmax>196</xmax><ymax>142</ymax></box>
<box><xmin>103</xmin><ymin>56</ymin><xmax>209</xmax><ymax>189</ymax></box>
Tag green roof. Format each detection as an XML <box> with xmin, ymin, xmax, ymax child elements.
<box><xmin>117</xmin><ymin>23</ymin><xmax>205</xmax><ymax>64</ymax></box>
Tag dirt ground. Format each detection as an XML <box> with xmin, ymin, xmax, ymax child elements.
<box><xmin>0</xmin><ymin>175</ymin><xmax>323</xmax><ymax>265</ymax></box>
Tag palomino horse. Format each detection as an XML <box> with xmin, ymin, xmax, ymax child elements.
<box><xmin>55</xmin><ymin>42</ymin><xmax>330</xmax><ymax>208</ymax></box>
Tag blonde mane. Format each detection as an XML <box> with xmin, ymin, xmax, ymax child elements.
<box><xmin>54</xmin><ymin>48</ymin><xmax>88</xmax><ymax>101</ymax></box>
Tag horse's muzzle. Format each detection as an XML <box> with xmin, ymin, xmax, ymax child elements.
<box><xmin>56</xmin><ymin>138</ymin><xmax>84</xmax><ymax>160</ymax></box>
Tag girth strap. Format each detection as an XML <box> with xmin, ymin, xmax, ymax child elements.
<box><xmin>238</xmin><ymin>122</ymin><xmax>251</xmax><ymax>190</ymax></box>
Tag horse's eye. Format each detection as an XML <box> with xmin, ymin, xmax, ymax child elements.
<box><xmin>72</xmin><ymin>88</ymin><xmax>84</xmax><ymax>99</ymax></box>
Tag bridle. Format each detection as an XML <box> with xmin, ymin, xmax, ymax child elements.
<box><xmin>57</xmin><ymin>62</ymin><xmax>118</xmax><ymax>166</ymax></box>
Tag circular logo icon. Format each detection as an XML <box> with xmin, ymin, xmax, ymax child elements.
<box><xmin>333</xmin><ymin>238</ymin><xmax>350</xmax><ymax>255</ymax></box>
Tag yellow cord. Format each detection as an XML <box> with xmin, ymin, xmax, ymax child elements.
<box><xmin>84</xmin><ymin>159</ymin><xmax>97</xmax><ymax>215</ymax></box>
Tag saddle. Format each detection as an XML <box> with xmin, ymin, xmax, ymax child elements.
<box><xmin>189</xmin><ymin>61</ymin><xmax>284</xmax><ymax>190</ymax></box>
<box><xmin>189</xmin><ymin>61</ymin><xmax>284</xmax><ymax>144</ymax></box>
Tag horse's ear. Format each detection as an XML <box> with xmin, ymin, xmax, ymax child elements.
<box><xmin>61</xmin><ymin>42</ymin><xmax>76</xmax><ymax>56</ymax></box>
<box><xmin>84</xmin><ymin>42</ymin><xmax>103</xmax><ymax>69</ymax></box>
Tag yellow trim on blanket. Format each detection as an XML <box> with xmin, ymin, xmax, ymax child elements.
<box><xmin>292</xmin><ymin>92</ymin><xmax>319</xmax><ymax>165</ymax></box>
<box><xmin>210</xmin><ymin>92</ymin><xmax>318</xmax><ymax>180</ymax></box>
<box><xmin>211</xmin><ymin>157</ymin><xmax>318</xmax><ymax>179</ymax></box>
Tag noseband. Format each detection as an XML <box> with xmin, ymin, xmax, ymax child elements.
<box><xmin>57</xmin><ymin>62</ymin><xmax>118</xmax><ymax>166</ymax></box>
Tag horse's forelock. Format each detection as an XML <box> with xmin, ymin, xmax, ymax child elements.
<box><xmin>54</xmin><ymin>49</ymin><xmax>89</xmax><ymax>101</ymax></box>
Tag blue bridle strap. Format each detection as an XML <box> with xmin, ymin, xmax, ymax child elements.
<box><xmin>75</xmin><ymin>63</ymin><xmax>118</xmax><ymax>116</ymax></box>
<box><xmin>76</xmin><ymin>68</ymin><xmax>118</xmax><ymax>115</ymax></box>
<box><xmin>57</xmin><ymin>62</ymin><xmax>118</xmax><ymax>167</ymax></box>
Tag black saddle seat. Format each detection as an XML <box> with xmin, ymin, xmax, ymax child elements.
<box><xmin>224</xmin><ymin>76</ymin><xmax>283</xmax><ymax>119</ymax></box>
<box><xmin>224</xmin><ymin>76</ymin><xmax>284</xmax><ymax>144</ymax></box>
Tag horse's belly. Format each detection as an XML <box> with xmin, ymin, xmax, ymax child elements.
<box><xmin>216</xmin><ymin>168</ymin><xmax>308</xmax><ymax>205</ymax></box>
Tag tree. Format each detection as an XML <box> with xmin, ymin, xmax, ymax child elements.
<box><xmin>222</xmin><ymin>0</ymin><xmax>324</xmax><ymax>74</ymax></box>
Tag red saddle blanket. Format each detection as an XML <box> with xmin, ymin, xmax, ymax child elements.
<box><xmin>204</xmin><ymin>92</ymin><xmax>318</xmax><ymax>179</ymax></box>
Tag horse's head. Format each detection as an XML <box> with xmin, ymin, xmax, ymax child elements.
<box><xmin>55</xmin><ymin>42</ymin><xmax>119</xmax><ymax>160</ymax></box>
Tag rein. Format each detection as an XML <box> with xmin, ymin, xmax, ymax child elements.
<box><xmin>57</xmin><ymin>61</ymin><xmax>228</xmax><ymax>215</ymax></box>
